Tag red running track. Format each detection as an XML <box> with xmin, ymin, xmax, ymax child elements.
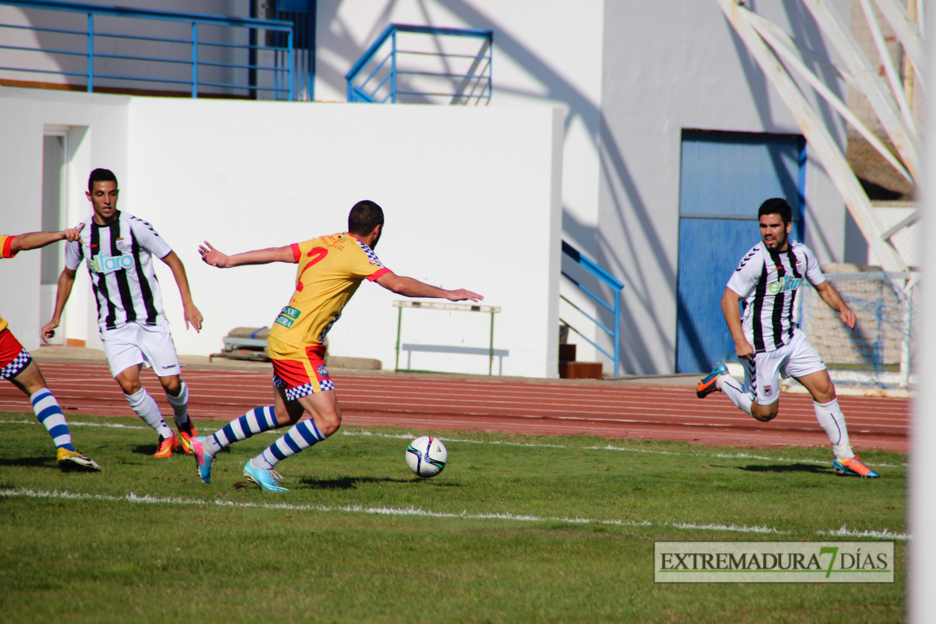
<box><xmin>0</xmin><ymin>362</ymin><xmax>910</xmax><ymax>453</ymax></box>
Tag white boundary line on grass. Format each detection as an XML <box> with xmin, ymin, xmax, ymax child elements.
<box><xmin>341</xmin><ymin>430</ymin><xmax>908</xmax><ymax>468</ymax></box>
<box><xmin>0</xmin><ymin>418</ymin><xmax>148</xmax><ymax>430</ymax></box>
<box><xmin>0</xmin><ymin>488</ymin><xmax>909</xmax><ymax>540</ymax></box>
<box><xmin>0</xmin><ymin>419</ymin><xmax>906</xmax><ymax>468</ymax></box>
<box><xmin>0</xmin><ymin>487</ymin><xmax>793</xmax><ymax>535</ymax></box>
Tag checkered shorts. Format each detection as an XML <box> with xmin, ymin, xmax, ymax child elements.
<box><xmin>0</xmin><ymin>348</ymin><xmax>32</xmax><ymax>380</ymax></box>
<box><xmin>273</xmin><ymin>374</ymin><xmax>334</xmax><ymax>401</ymax></box>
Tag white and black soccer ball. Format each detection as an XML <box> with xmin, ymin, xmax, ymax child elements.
<box><xmin>406</xmin><ymin>435</ymin><xmax>447</xmax><ymax>478</ymax></box>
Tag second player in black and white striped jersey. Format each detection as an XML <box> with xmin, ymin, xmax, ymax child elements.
<box><xmin>696</xmin><ymin>197</ymin><xmax>878</xmax><ymax>479</ymax></box>
<box><xmin>727</xmin><ymin>238</ymin><xmax>824</xmax><ymax>353</ymax></box>
<box><xmin>65</xmin><ymin>212</ymin><xmax>170</xmax><ymax>331</ymax></box>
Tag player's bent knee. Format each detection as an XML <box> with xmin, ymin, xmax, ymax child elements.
<box><xmin>160</xmin><ymin>375</ymin><xmax>182</xmax><ymax>395</ymax></box>
<box><xmin>316</xmin><ymin>409</ymin><xmax>342</xmax><ymax>437</ymax></box>
<box><xmin>752</xmin><ymin>411</ymin><xmax>777</xmax><ymax>423</ymax></box>
<box><xmin>751</xmin><ymin>403</ymin><xmax>778</xmax><ymax>422</ymax></box>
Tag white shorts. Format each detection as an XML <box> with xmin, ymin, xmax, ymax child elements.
<box><xmin>741</xmin><ymin>330</ymin><xmax>825</xmax><ymax>406</ymax></box>
<box><xmin>102</xmin><ymin>322</ymin><xmax>181</xmax><ymax>378</ymax></box>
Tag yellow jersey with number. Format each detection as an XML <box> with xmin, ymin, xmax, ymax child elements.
<box><xmin>0</xmin><ymin>234</ymin><xmax>19</xmax><ymax>332</ymax></box>
<box><xmin>268</xmin><ymin>232</ymin><xmax>390</xmax><ymax>348</ymax></box>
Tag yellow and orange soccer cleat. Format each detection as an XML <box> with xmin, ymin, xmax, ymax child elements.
<box><xmin>153</xmin><ymin>434</ymin><xmax>179</xmax><ymax>458</ymax></box>
<box><xmin>177</xmin><ymin>423</ymin><xmax>197</xmax><ymax>456</ymax></box>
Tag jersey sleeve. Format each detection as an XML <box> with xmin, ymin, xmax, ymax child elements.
<box><xmin>353</xmin><ymin>245</ymin><xmax>390</xmax><ymax>281</ymax></box>
<box><xmin>726</xmin><ymin>246</ymin><xmax>761</xmax><ymax>298</ymax></box>
<box><xmin>129</xmin><ymin>218</ymin><xmax>173</xmax><ymax>259</ymax></box>
<box><xmin>0</xmin><ymin>235</ymin><xmax>17</xmax><ymax>259</ymax></box>
<box><xmin>802</xmin><ymin>245</ymin><xmax>825</xmax><ymax>286</ymax></box>
<box><xmin>64</xmin><ymin>238</ymin><xmax>83</xmax><ymax>270</ymax></box>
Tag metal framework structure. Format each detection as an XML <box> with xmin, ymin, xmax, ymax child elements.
<box><xmin>714</xmin><ymin>0</ymin><xmax>923</xmax><ymax>281</ymax></box>
<box><xmin>346</xmin><ymin>24</ymin><xmax>493</xmax><ymax>105</ymax></box>
<box><xmin>560</xmin><ymin>240</ymin><xmax>623</xmax><ymax>377</ymax></box>
<box><xmin>0</xmin><ymin>0</ymin><xmax>296</xmax><ymax>100</ymax></box>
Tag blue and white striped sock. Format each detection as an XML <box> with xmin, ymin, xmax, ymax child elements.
<box><xmin>205</xmin><ymin>406</ymin><xmax>280</xmax><ymax>456</ymax></box>
<box><xmin>255</xmin><ymin>418</ymin><xmax>326</xmax><ymax>469</ymax></box>
<box><xmin>30</xmin><ymin>388</ymin><xmax>74</xmax><ymax>451</ymax></box>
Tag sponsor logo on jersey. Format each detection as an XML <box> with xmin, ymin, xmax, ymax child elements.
<box><xmin>274</xmin><ymin>305</ymin><xmax>301</xmax><ymax>328</ymax></box>
<box><xmin>88</xmin><ymin>252</ymin><xmax>135</xmax><ymax>274</ymax></box>
<box><xmin>767</xmin><ymin>276</ymin><xmax>804</xmax><ymax>295</ymax></box>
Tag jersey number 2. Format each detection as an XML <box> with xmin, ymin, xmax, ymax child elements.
<box><xmin>296</xmin><ymin>247</ymin><xmax>328</xmax><ymax>292</ymax></box>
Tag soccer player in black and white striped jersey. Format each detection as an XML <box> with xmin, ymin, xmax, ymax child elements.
<box><xmin>696</xmin><ymin>198</ymin><xmax>878</xmax><ymax>479</ymax></box>
<box><xmin>41</xmin><ymin>169</ymin><xmax>204</xmax><ymax>458</ymax></box>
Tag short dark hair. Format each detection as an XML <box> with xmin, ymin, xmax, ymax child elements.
<box><xmin>758</xmin><ymin>197</ymin><xmax>792</xmax><ymax>225</ymax></box>
<box><xmin>348</xmin><ymin>200</ymin><xmax>384</xmax><ymax>236</ymax></box>
<box><xmin>88</xmin><ymin>168</ymin><xmax>118</xmax><ymax>193</ymax></box>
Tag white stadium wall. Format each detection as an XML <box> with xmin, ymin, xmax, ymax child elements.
<box><xmin>0</xmin><ymin>0</ymin><xmax>862</xmax><ymax>377</ymax></box>
<box><xmin>0</xmin><ymin>88</ymin><xmax>564</xmax><ymax>378</ymax></box>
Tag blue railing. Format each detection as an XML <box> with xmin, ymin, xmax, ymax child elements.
<box><xmin>346</xmin><ymin>23</ymin><xmax>492</xmax><ymax>104</ymax></box>
<box><xmin>560</xmin><ymin>240</ymin><xmax>624</xmax><ymax>377</ymax></box>
<box><xmin>0</xmin><ymin>0</ymin><xmax>297</xmax><ymax>100</ymax></box>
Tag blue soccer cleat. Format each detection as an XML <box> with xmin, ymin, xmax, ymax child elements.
<box><xmin>191</xmin><ymin>436</ymin><xmax>213</xmax><ymax>484</ymax></box>
<box><xmin>832</xmin><ymin>455</ymin><xmax>879</xmax><ymax>479</ymax></box>
<box><xmin>697</xmin><ymin>362</ymin><xmax>729</xmax><ymax>398</ymax></box>
<box><xmin>243</xmin><ymin>460</ymin><xmax>288</xmax><ymax>492</ymax></box>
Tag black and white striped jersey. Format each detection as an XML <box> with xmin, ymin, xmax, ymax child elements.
<box><xmin>726</xmin><ymin>240</ymin><xmax>825</xmax><ymax>353</ymax></box>
<box><xmin>65</xmin><ymin>212</ymin><xmax>173</xmax><ymax>331</ymax></box>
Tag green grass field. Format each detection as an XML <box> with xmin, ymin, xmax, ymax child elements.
<box><xmin>0</xmin><ymin>411</ymin><xmax>907</xmax><ymax>623</ymax></box>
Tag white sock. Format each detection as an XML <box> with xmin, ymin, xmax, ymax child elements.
<box><xmin>813</xmin><ymin>399</ymin><xmax>854</xmax><ymax>459</ymax></box>
<box><xmin>718</xmin><ymin>375</ymin><xmax>753</xmax><ymax>416</ymax></box>
<box><xmin>126</xmin><ymin>388</ymin><xmax>173</xmax><ymax>439</ymax></box>
<box><xmin>165</xmin><ymin>380</ymin><xmax>191</xmax><ymax>428</ymax></box>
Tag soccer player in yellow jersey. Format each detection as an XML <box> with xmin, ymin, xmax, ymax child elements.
<box><xmin>0</xmin><ymin>229</ymin><xmax>100</xmax><ymax>471</ymax></box>
<box><xmin>193</xmin><ymin>200</ymin><xmax>482</xmax><ymax>491</ymax></box>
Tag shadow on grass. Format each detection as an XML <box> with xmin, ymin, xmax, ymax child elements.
<box><xmin>0</xmin><ymin>457</ymin><xmax>56</xmax><ymax>469</ymax></box>
<box><xmin>736</xmin><ymin>463</ymin><xmax>831</xmax><ymax>474</ymax></box>
<box><xmin>298</xmin><ymin>475</ymin><xmax>460</xmax><ymax>490</ymax></box>
<box><xmin>132</xmin><ymin>444</ymin><xmax>159</xmax><ymax>457</ymax></box>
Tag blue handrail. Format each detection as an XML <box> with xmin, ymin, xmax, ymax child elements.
<box><xmin>346</xmin><ymin>23</ymin><xmax>492</xmax><ymax>104</ymax></box>
<box><xmin>0</xmin><ymin>0</ymin><xmax>296</xmax><ymax>100</ymax></box>
<box><xmin>560</xmin><ymin>240</ymin><xmax>624</xmax><ymax>377</ymax></box>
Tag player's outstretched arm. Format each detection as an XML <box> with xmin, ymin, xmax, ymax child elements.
<box><xmin>12</xmin><ymin>224</ymin><xmax>84</xmax><ymax>252</ymax></box>
<box><xmin>375</xmin><ymin>272</ymin><xmax>483</xmax><ymax>302</ymax></box>
<box><xmin>198</xmin><ymin>242</ymin><xmax>296</xmax><ymax>268</ymax></box>
<box><xmin>41</xmin><ymin>267</ymin><xmax>77</xmax><ymax>342</ymax></box>
<box><xmin>813</xmin><ymin>280</ymin><xmax>857</xmax><ymax>330</ymax></box>
<box><xmin>159</xmin><ymin>251</ymin><xmax>203</xmax><ymax>333</ymax></box>
<box><xmin>721</xmin><ymin>287</ymin><xmax>754</xmax><ymax>360</ymax></box>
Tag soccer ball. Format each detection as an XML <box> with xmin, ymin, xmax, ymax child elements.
<box><xmin>406</xmin><ymin>435</ymin><xmax>447</xmax><ymax>478</ymax></box>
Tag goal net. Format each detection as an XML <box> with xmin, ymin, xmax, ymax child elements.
<box><xmin>796</xmin><ymin>272</ymin><xmax>918</xmax><ymax>393</ymax></box>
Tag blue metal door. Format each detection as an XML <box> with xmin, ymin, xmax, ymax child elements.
<box><xmin>675</xmin><ymin>130</ymin><xmax>805</xmax><ymax>373</ymax></box>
